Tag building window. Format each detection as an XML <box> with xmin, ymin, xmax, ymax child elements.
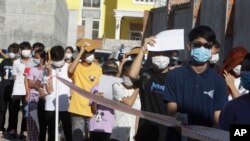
<box><xmin>83</xmin><ymin>0</ymin><xmax>100</xmax><ymax>8</ymax></box>
<box><xmin>134</xmin><ymin>0</ymin><xmax>155</xmax><ymax>4</ymax></box>
<box><xmin>92</xmin><ymin>21</ymin><xmax>99</xmax><ymax>39</ymax></box>
<box><xmin>82</xmin><ymin>20</ymin><xmax>85</xmax><ymax>26</ymax></box>
<box><xmin>130</xmin><ymin>23</ymin><xmax>142</xmax><ymax>40</ymax></box>
<box><xmin>130</xmin><ymin>32</ymin><xmax>142</xmax><ymax>40</ymax></box>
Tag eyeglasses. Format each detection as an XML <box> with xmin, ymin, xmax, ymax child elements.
<box><xmin>190</xmin><ymin>42</ymin><xmax>213</xmax><ymax>49</ymax></box>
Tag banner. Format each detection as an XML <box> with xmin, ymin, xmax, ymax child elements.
<box><xmin>57</xmin><ymin>77</ymin><xmax>229</xmax><ymax>141</ymax></box>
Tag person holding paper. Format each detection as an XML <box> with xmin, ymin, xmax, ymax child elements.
<box><xmin>89</xmin><ymin>59</ymin><xmax>118</xmax><ymax>141</ymax></box>
<box><xmin>164</xmin><ymin>26</ymin><xmax>228</xmax><ymax>133</ymax></box>
<box><xmin>68</xmin><ymin>38</ymin><xmax>102</xmax><ymax>141</ymax></box>
<box><xmin>129</xmin><ymin>37</ymin><xmax>171</xmax><ymax>141</ymax></box>
<box><xmin>111</xmin><ymin>60</ymin><xmax>140</xmax><ymax>141</ymax></box>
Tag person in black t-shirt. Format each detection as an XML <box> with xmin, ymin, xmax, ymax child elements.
<box><xmin>129</xmin><ymin>37</ymin><xmax>172</xmax><ymax>141</ymax></box>
<box><xmin>0</xmin><ymin>43</ymin><xmax>19</xmax><ymax>137</ymax></box>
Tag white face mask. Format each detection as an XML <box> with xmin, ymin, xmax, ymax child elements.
<box><xmin>172</xmin><ymin>56</ymin><xmax>179</xmax><ymax>60</ymax></box>
<box><xmin>21</xmin><ymin>50</ymin><xmax>31</xmax><ymax>58</ymax></box>
<box><xmin>123</xmin><ymin>76</ymin><xmax>133</xmax><ymax>87</ymax></box>
<box><xmin>233</xmin><ymin>65</ymin><xmax>242</xmax><ymax>76</ymax></box>
<box><xmin>209</xmin><ymin>53</ymin><xmax>219</xmax><ymax>64</ymax></box>
<box><xmin>85</xmin><ymin>54</ymin><xmax>95</xmax><ymax>63</ymax></box>
<box><xmin>33</xmin><ymin>59</ymin><xmax>41</xmax><ymax>65</ymax></box>
<box><xmin>8</xmin><ymin>53</ymin><xmax>16</xmax><ymax>59</ymax></box>
<box><xmin>152</xmin><ymin>56</ymin><xmax>170</xmax><ymax>70</ymax></box>
<box><xmin>65</xmin><ymin>53</ymin><xmax>73</xmax><ymax>59</ymax></box>
<box><xmin>52</xmin><ymin>60</ymin><xmax>65</xmax><ymax>68</ymax></box>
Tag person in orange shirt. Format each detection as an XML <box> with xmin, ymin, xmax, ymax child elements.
<box><xmin>68</xmin><ymin>39</ymin><xmax>102</xmax><ymax>141</ymax></box>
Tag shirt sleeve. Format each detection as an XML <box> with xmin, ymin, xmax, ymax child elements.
<box><xmin>26</xmin><ymin>68</ymin><xmax>34</xmax><ymax>80</ymax></box>
<box><xmin>219</xmin><ymin>101</ymin><xmax>235</xmax><ymax>131</ymax></box>
<box><xmin>164</xmin><ymin>71</ymin><xmax>177</xmax><ymax>103</ymax></box>
<box><xmin>112</xmin><ymin>83</ymin><xmax>125</xmax><ymax>102</ymax></box>
<box><xmin>213</xmin><ymin>76</ymin><xmax>229</xmax><ymax>111</ymax></box>
<box><xmin>12</xmin><ymin>62</ymin><xmax>17</xmax><ymax>76</ymax></box>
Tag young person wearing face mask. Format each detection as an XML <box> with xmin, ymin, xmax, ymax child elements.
<box><xmin>26</xmin><ymin>49</ymin><xmax>52</xmax><ymax>141</ymax></box>
<box><xmin>219</xmin><ymin>47</ymin><xmax>248</xmax><ymax>100</ymax></box>
<box><xmin>129</xmin><ymin>37</ymin><xmax>171</xmax><ymax>141</ymax></box>
<box><xmin>111</xmin><ymin>61</ymin><xmax>140</xmax><ymax>141</ymax></box>
<box><xmin>209</xmin><ymin>40</ymin><xmax>221</xmax><ymax>71</ymax></box>
<box><xmin>0</xmin><ymin>43</ymin><xmax>19</xmax><ymax>136</ymax></box>
<box><xmin>31</xmin><ymin>42</ymin><xmax>45</xmax><ymax>57</ymax></box>
<box><xmin>68</xmin><ymin>39</ymin><xmax>102</xmax><ymax>141</ymax></box>
<box><xmin>164</xmin><ymin>26</ymin><xmax>228</xmax><ymax>134</ymax></box>
<box><xmin>89</xmin><ymin>59</ymin><xmax>118</xmax><ymax>141</ymax></box>
<box><xmin>64</xmin><ymin>46</ymin><xmax>74</xmax><ymax>64</ymax></box>
<box><xmin>219</xmin><ymin>53</ymin><xmax>250</xmax><ymax>131</ymax></box>
<box><xmin>39</xmin><ymin>45</ymin><xmax>72</xmax><ymax>141</ymax></box>
<box><xmin>9</xmin><ymin>41</ymin><xmax>35</xmax><ymax>139</ymax></box>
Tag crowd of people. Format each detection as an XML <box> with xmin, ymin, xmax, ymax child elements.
<box><xmin>0</xmin><ymin>25</ymin><xmax>249</xmax><ymax>141</ymax></box>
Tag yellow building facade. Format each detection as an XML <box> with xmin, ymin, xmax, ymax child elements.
<box><xmin>66</xmin><ymin>0</ymin><xmax>154</xmax><ymax>40</ymax></box>
<box><xmin>101</xmin><ymin>0</ymin><xmax>154</xmax><ymax>40</ymax></box>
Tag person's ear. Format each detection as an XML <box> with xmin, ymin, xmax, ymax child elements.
<box><xmin>187</xmin><ymin>43</ymin><xmax>191</xmax><ymax>51</ymax></box>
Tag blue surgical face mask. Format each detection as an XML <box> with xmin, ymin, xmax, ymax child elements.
<box><xmin>33</xmin><ymin>59</ymin><xmax>41</xmax><ymax>65</ymax></box>
<box><xmin>191</xmin><ymin>46</ymin><xmax>212</xmax><ymax>63</ymax></box>
<box><xmin>240</xmin><ymin>72</ymin><xmax>250</xmax><ymax>90</ymax></box>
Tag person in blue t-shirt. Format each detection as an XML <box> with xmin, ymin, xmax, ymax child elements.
<box><xmin>219</xmin><ymin>53</ymin><xmax>250</xmax><ymax>131</ymax></box>
<box><xmin>164</xmin><ymin>26</ymin><xmax>228</xmax><ymax>129</ymax></box>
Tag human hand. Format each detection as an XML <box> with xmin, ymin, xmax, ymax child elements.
<box><xmin>142</xmin><ymin>36</ymin><xmax>156</xmax><ymax>51</ymax></box>
<box><xmin>223</xmin><ymin>70</ymin><xmax>235</xmax><ymax>87</ymax></box>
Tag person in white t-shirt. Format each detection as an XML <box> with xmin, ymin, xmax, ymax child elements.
<box><xmin>38</xmin><ymin>46</ymin><xmax>72</xmax><ymax>141</ymax></box>
<box><xmin>9</xmin><ymin>41</ymin><xmax>35</xmax><ymax>139</ymax></box>
<box><xmin>111</xmin><ymin>61</ymin><xmax>141</xmax><ymax>141</ymax></box>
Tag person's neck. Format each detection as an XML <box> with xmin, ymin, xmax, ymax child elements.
<box><xmin>191</xmin><ymin>63</ymin><xmax>208</xmax><ymax>74</ymax></box>
<box><xmin>21</xmin><ymin>57</ymin><xmax>30</xmax><ymax>63</ymax></box>
<box><xmin>161</xmin><ymin>68</ymin><xmax>168</xmax><ymax>73</ymax></box>
<box><xmin>82</xmin><ymin>61</ymin><xmax>91</xmax><ymax>66</ymax></box>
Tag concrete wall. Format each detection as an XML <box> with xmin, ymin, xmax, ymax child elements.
<box><xmin>0</xmin><ymin>0</ymin><xmax>69</xmax><ymax>49</ymax></box>
<box><xmin>102</xmin><ymin>38</ymin><xmax>141</xmax><ymax>52</ymax></box>
<box><xmin>67</xmin><ymin>10</ymin><xmax>78</xmax><ymax>47</ymax></box>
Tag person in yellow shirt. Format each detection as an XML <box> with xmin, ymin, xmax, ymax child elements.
<box><xmin>68</xmin><ymin>39</ymin><xmax>102</xmax><ymax>141</ymax></box>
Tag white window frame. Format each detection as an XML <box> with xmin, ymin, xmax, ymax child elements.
<box><xmin>82</xmin><ymin>0</ymin><xmax>101</xmax><ymax>9</ymax></box>
<box><xmin>133</xmin><ymin>0</ymin><xmax>155</xmax><ymax>5</ymax></box>
<box><xmin>129</xmin><ymin>31</ymin><xmax>142</xmax><ymax>41</ymax></box>
<box><xmin>92</xmin><ymin>20</ymin><xmax>100</xmax><ymax>39</ymax></box>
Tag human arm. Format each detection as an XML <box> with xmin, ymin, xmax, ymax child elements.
<box><xmin>213</xmin><ymin>76</ymin><xmax>229</xmax><ymax>126</ymax></box>
<box><xmin>68</xmin><ymin>44</ymin><xmax>88</xmax><ymax>77</ymax></box>
<box><xmin>44</xmin><ymin>62</ymin><xmax>53</xmax><ymax>94</ymax></box>
<box><xmin>0</xmin><ymin>50</ymin><xmax>9</xmax><ymax>59</ymax></box>
<box><xmin>120</xmin><ymin>88</ymin><xmax>139</xmax><ymax>107</ymax></box>
<box><xmin>164</xmin><ymin>71</ymin><xmax>178</xmax><ymax>116</ymax></box>
<box><xmin>129</xmin><ymin>37</ymin><xmax>155</xmax><ymax>80</ymax></box>
<box><xmin>223</xmin><ymin>70</ymin><xmax>240</xmax><ymax>98</ymax></box>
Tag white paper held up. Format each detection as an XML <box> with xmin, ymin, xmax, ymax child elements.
<box><xmin>98</xmin><ymin>75</ymin><xmax>123</xmax><ymax>100</ymax></box>
<box><xmin>147</xmin><ymin>29</ymin><xmax>185</xmax><ymax>51</ymax></box>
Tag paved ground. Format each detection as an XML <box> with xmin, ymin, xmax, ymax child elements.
<box><xmin>0</xmin><ymin>111</ymin><xmax>65</xmax><ymax>141</ymax></box>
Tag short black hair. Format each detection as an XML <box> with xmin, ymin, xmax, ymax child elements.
<box><xmin>65</xmin><ymin>46</ymin><xmax>74</xmax><ymax>53</ymax></box>
<box><xmin>122</xmin><ymin>61</ymin><xmax>133</xmax><ymax>76</ymax></box>
<box><xmin>20</xmin><ymin>41</ymin><xmax>32</xmax><ymax>50</ymax></box>
<box><xmin>102</xmin><ymin>59</ymin><xmax>118</xmax><ymax>75</ymax></box>
<box><xmin>213</xmin><ymin>40</ymin><xmax>220</xmax><ymax>48</ymax></box>
<box><xmin>35</xmin><ymin>49</ymin><xmax>46</xmax><ymax>60</ymax></box>
<box><xmin>189</xmin><ymin>25</ymin><xmax>216</xmax><ymax>43</ymax></box>
<box><xmin>241</xmin><ymin>53</ymin><xmax>250</xmax><ymax>72</ymax></box>
<box><xmin>50</xmin><ymin>45</ymin><xmax>65</xmax><ymax>61</ymax></box>
<box><xmin>8</xmin><ymin>43</ymin><xmax>20</xmax><ymax>53</ymax></box>
<box><xmin>32</xmin><ymin>42</ymin><xmax>45</xmax><ymax>50</ymax></box>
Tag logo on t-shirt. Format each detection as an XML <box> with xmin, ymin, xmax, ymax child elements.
<box><xmin>151</xmin><ymin>82</ymin><xmax>165</xmax><ymax>93</ymax></box>
<box><xmin>203</xmin><ymin>90</ymin><xmax>215</xmax><ymax>99</ymax></box>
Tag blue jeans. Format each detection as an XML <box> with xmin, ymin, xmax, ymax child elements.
<box><xmin>72</xmin><ymin>114</ymin><xmax>90</xmax><ymax>141</ymax></box>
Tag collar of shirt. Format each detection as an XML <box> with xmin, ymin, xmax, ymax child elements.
<box><xmin>186</xmin><ymin>63</ymin><xmax>210</xmax><ymax>78</ymax></box>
